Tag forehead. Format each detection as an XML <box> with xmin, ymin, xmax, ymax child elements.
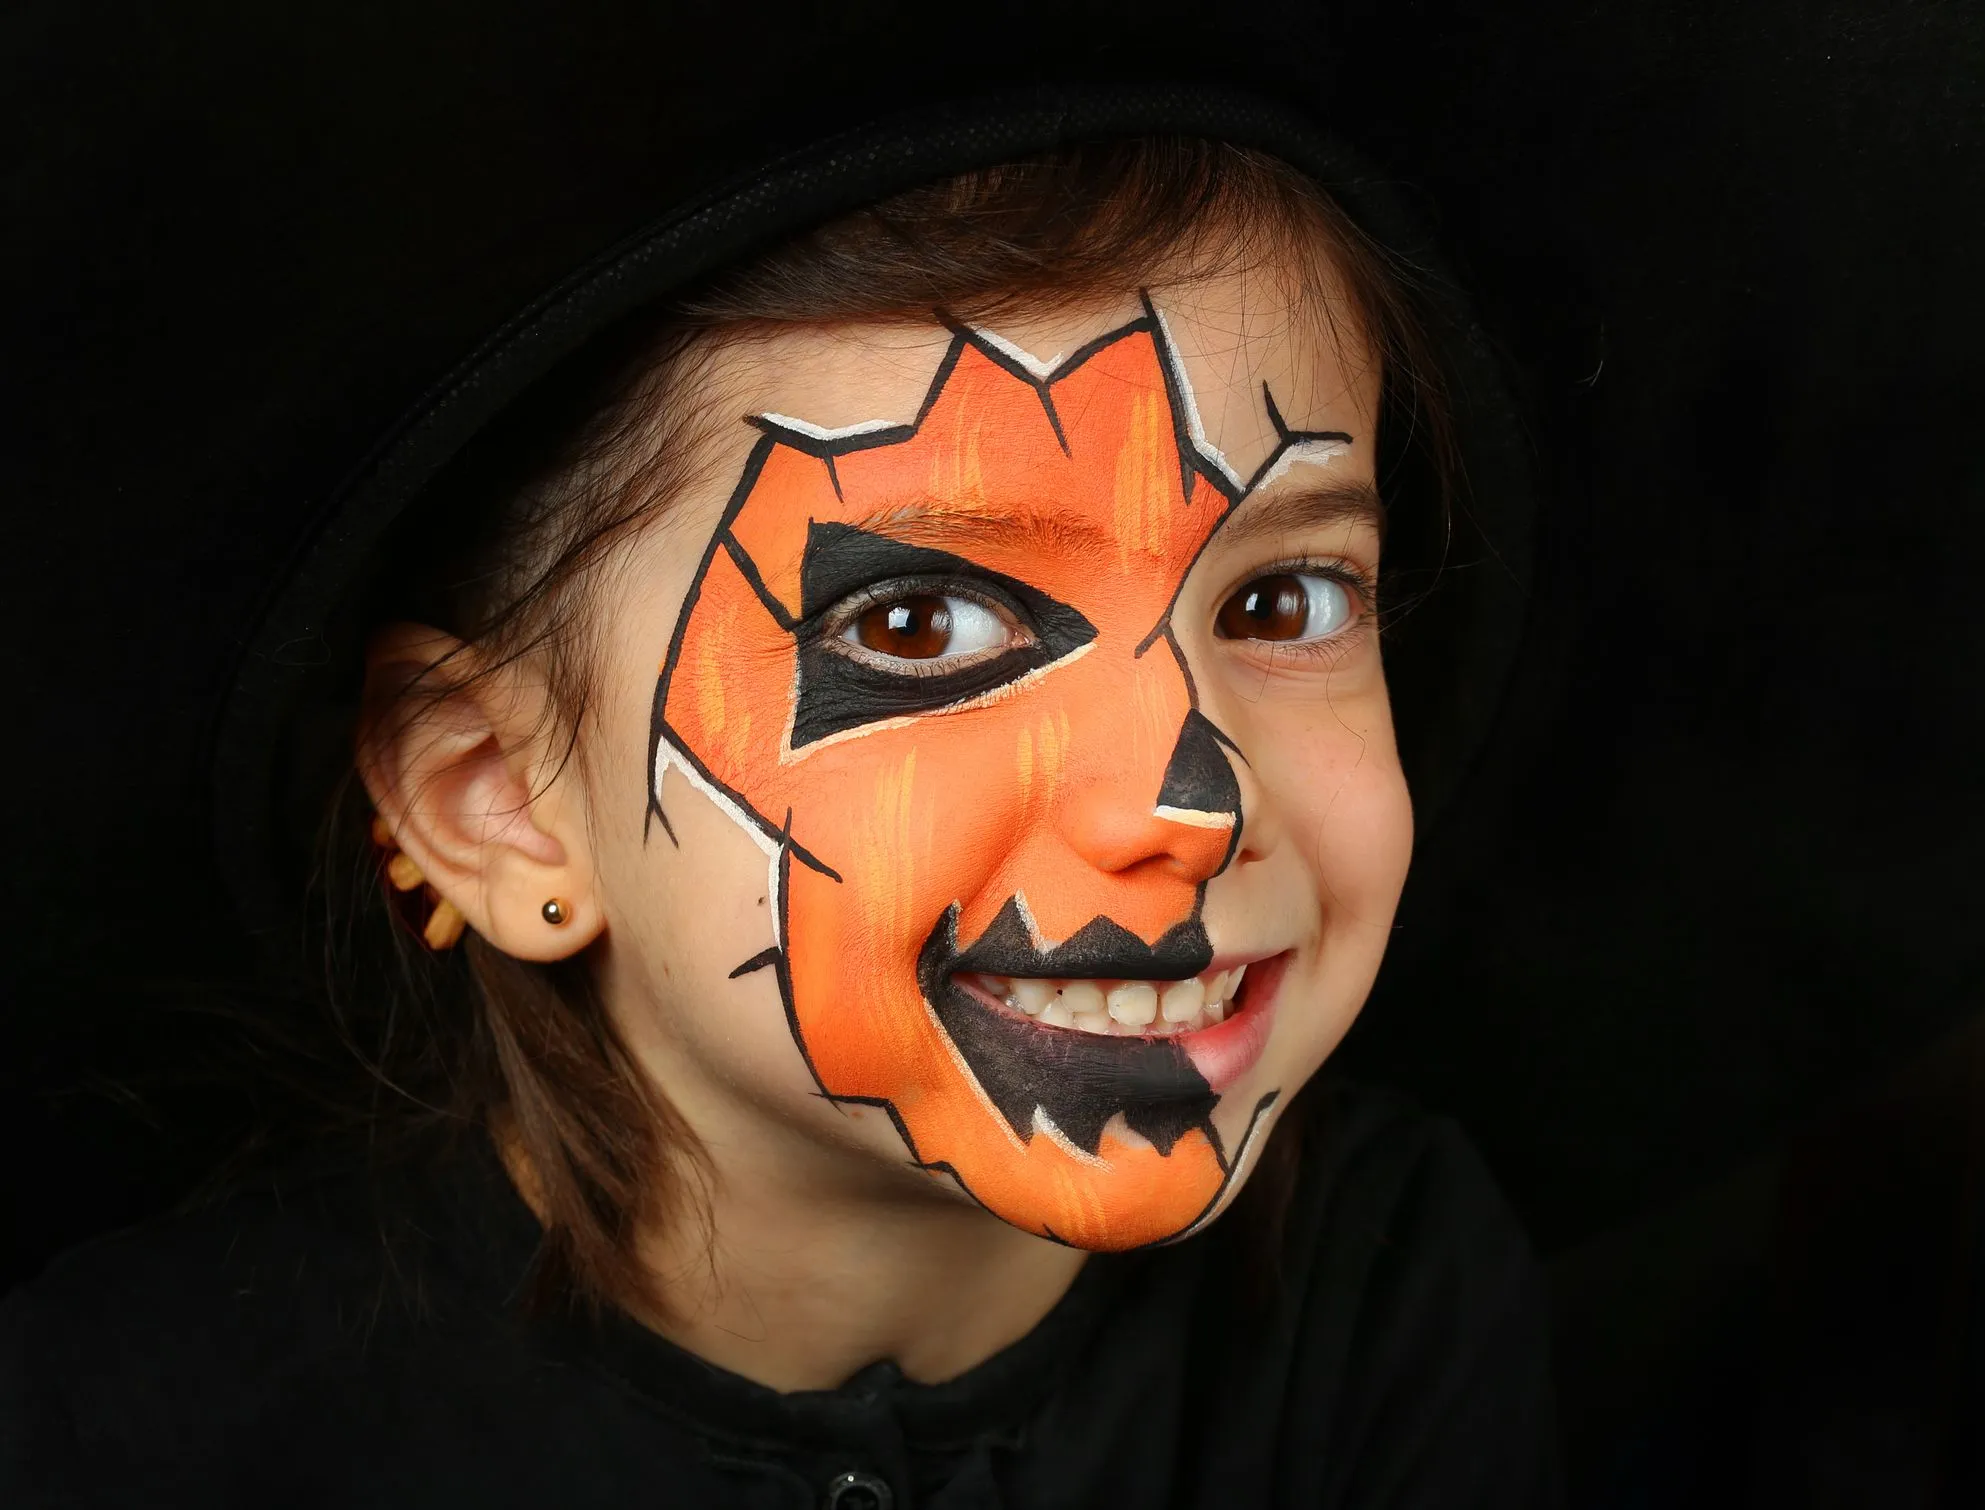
<box><xmin>700</xmin><ymin>288</ymin><xmax>1383</xmax><ymax>656</ymax></box>
<box><xmin>718</xmin><ymin>316</ymin><xmax>1221</xmax><ymax>636</ymax></box>
<box><xmin>699</xmin><ymin>267</ymin><xmax>1380</xmax><ymax>504</ymax></box>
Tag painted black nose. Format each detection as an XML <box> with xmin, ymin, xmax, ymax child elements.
<box><xmin>1154</xmin><ymin>711</ymin><xmax>1242</xmax><ymax>826</ymax></box>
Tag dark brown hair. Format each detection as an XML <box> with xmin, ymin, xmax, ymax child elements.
<box><xmin>330</xmin><ymin>137</ymin><xmax>1453</xmax><ymax>1317</ymax></box>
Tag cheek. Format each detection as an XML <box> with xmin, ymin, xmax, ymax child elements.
<box><xmin>580</xmin><ymin>647</ymin><xmax>810</xmax><ymax>1095</ymax></box>
<box><xmin>1260</xmin><ymin>693</ymin><xmax>1414</xmax><ymax>913</ymax></box>
<box><xmin>794</xmin><ymin>713</ymin><xmax>1041</xmax><ymax>939</ymax></box>
<box><xmin>593</xmin><ymin>764</ymin><xmax>861</xmax><ymax>1137</ymax></box>
<box><xmin>601</xmin><ymin>765</ymin><xmax>778</xmax><ymax>1014</ymax></box>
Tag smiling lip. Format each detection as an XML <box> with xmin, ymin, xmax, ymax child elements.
<box><xmin>1181</xmin><ymin>952</ymin><xmax>1285</xmax><ymax>1090</ymax></box>
<box><xmin>955</xmin><ymin>949</ymin><xmax>1286</xmax><ymax>1092</ymax></box>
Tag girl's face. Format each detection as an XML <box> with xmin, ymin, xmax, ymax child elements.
<box><xmin>582</xmin><ymin>264</ymin><xmax>1410</xmax><ymax>1249</ymax></box>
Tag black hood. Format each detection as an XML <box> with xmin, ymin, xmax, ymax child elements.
<box><xmin>4</xmin><ymin>0</ymin><xmax>1981</xmax><ymax>1277</ymax></box>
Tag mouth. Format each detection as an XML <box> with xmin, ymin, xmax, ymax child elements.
<box><xmin>958</xmin><ymin>961</ymin><xmax>1250</xmax><ymax>1037</ymax></box>
<box><xmin>914</xmin><ymin>903</ymin><xmax>1284</xmax><ymax>1162</ymax></box>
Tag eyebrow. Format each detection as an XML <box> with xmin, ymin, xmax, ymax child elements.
<box><xmin>844</xmin><ymin>503</ymin><xmax>1120</xmax><ymax>559</ymax></box>
<box><xmin>844</xmin><ymin>478</ymin><xmax>1383</xmax><ymax>561</ymax></box>
<box><xmin>1214</xmin><ymin>480</ymin><xmax>1386</xmax><ymax>552</ymax></box>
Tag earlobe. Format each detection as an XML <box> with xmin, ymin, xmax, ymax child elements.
<box><xmin>357</xmin><ymin>622</ymin><xmax>604</xmax><ymax>963</ymax></box>
<box><xmin>462</xmin><ymin>801</ymin><xmax>604</xmax><ymax>962</ymax></box>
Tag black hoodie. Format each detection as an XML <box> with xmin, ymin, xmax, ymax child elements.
<box><xmin>1</xmin><ymin>1082</ymin><xmax>1556</xmax><ymax>1508</ymax></box>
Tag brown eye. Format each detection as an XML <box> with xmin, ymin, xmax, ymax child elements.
<box><xmin>852</xmin><ymin>595</ymin><xmax>951</xmax><ymax>657</ymax></box>
<box><xmin>1217</xmin><ymin>574</ymin><xmax>1310</xmax><ymax>640</ymax></box>
<box><xmin>842</xmin><ymin>592</ymin><xmax>1010</xmax><ymax>662</ymax></box>
<box><xmin>1214</xmin><ymin>571</ymin><xmax>1356</xmax><ymax>644</ymax></box>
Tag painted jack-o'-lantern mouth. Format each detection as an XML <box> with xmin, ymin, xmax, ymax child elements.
<box><xmin>917</xmin><ymin>901</ymin><xmax>1283</xmax><ymax>1161</ymax></box>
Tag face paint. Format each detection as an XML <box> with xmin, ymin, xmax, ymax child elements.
<box><xmin>649</xmin><ymin>298</ymin><xmax>1352</xmax><ymax>1249</ymax></box>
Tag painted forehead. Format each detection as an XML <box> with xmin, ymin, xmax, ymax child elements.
<box><xmin>723</xmin><ymin>302</ymin><xmax>1351</xmax><ymax>618</ymax></box>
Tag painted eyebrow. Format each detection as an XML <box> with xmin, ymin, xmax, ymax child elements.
<box><xmin>1214</xmin><ymin>479</ymin><xmax>1386</xmax><ymax>552</ymax></box>
<box><xmin>842</xmin><ymin>503</ymin><xmax>1120</xmax><ymax>558</ymax></box>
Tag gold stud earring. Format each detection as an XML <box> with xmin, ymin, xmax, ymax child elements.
<box><xmin>541</xmin><ymin>898</ymin><xmax>570</xmax><ymax>927</ymax></box>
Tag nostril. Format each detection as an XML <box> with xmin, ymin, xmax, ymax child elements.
<box><xmin>1153</xmin><ymin>824</ymin><xmax>1238</xmax><ymax>884</ymax></box>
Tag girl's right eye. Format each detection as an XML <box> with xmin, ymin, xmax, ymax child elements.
<box><xmin>838</xmin><ymin>591</ymin><xmax>1023</xmax><ymax>667</ymax></box>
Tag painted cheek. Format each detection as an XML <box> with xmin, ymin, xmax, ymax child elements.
<box><xmin>776</xmin><ymin>710</ymin><xmax>1039</xmax><ymax>952</ymax></box>
<box><xmin>671</xmin><ymin>555</ymin><xmax>799</xmax><ymax>785</ymax></box>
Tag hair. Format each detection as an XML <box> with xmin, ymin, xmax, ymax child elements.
<box><xmin>324</xmin><ymin>136</ymin><xmax>1456</xmax><ymax>1318</ymax></box>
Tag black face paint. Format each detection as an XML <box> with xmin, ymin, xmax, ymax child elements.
<box><xmin>1155</xmin><ymin>710</ymin><xmax>1244</xmax><ymax>823</ymax></box>
<box><xmin>918</xmin><ymin>906</ymin><xmax>1221</xmax><ymax>1157</ymax></box>
<box><xmin>950</xmin><ymin>896</ymin><xmax>1215</xmax><ymax>982</ymax></box>
<box><xmin>791</xmin><ymin>522</ymin><xmax>1097</xmax><ymax>748</ymax></box>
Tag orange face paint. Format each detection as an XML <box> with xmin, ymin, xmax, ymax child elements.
<box><xmin>650</xmin><ymin>303</ymin><xmax>1350</xmax><ymax>1248</ymax></box>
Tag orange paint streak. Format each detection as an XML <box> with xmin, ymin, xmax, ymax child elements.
<box><xmin>726</xmin><ymin>444</ymin><xmax>839</xmax><ymax>621</ymax></box>
<box><xmin>667</xmin><ymin>549</ymin><xmax>797</xmax><ymax>790</ymax></box>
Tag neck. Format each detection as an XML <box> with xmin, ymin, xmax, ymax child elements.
<box><xmin>636</xmin><ymin>1125</ymin><xmax>1087</xmax><ymax>1393</ymax></box>
<box><xmin>494</xmin><ymin>1106</ymin><xmax>1087</xmax><ymax>1394</ymax></box>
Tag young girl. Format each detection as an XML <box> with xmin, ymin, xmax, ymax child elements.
<box><xmin>3</xmin><ymin>141</ymin><xmax>1556</xmax><ymax>1506</ymax></box>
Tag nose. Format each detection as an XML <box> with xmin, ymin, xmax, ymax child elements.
<box><xmin>1061</xmin><ymin>711</ymin><xmax>1241</xmax><ymax>883</ymax></box>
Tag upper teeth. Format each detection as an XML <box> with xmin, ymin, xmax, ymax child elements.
<box><xmin>971</xmin><ymin>965</ymin><xmax>1247</xmax><ymax>1037</ymax></box>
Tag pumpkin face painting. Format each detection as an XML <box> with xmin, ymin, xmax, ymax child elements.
<box><xmin>648</xmin><ymin>302</ymin><xmax>1356</xmax><ymax>1248</ymax></box>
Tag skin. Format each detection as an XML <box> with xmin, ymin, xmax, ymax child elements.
<box><xmin>362</xmin><ymin>246</ymin><xmax>1413</xmax><ymax>1393</ymax></box>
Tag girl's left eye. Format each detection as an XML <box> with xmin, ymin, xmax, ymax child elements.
<box><xmin>1214</xmin><ymin>571</ymin><xmax>1358</xmax><ymax>643</ymax></box>
<box><xmin>839</xmin><ymin>592</ymin><xmax>1018</xmax><ymax>663</ymax></box>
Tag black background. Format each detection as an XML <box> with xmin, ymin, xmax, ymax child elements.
<box><xmin>4</xmin><ymin>1</ymin><xmax>1981</xmax><ymax>1501</ymax></box>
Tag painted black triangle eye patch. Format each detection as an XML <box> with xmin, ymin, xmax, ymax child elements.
<box><xmin>790</xmin><ymin>522</ymin><xmax>1096</xmax><ymax>749</ymax></box>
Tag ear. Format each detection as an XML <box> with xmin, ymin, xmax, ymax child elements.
<box><xmin>356</xmin><ymin>623</ymin><xmax>602</xmax><ymax>962</ymax></box>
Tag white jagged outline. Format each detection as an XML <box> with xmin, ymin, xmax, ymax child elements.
<box><xmin>756</xmin><ymin>413</ymin><xmax>905</xmax><ymax>441</ymax></box>
<box><xmin>652</xmin><ymin>738</ymin><xmax>786</xmax><ymax>949</ymax></box>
